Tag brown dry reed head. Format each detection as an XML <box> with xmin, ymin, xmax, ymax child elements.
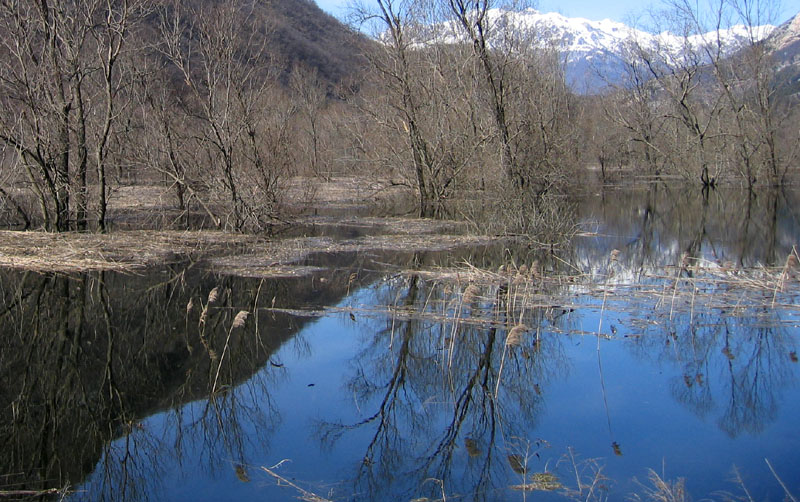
<box><xmin>462</xmin><ymin>284</ymin><xmax>480</xmax><ymax>305</ymax></box>
<box><xmin>506</xmin><ymin>324</ymin><xmax>528</xmax><ymax>347</ymax></box>
<box><xmin>208</xmin><ymin>287</ymin><xmax>219</xmax><ymax>304</ymax></box>
<box><xmin>232</xmin><ymin>310</ymin><xmax>249</xmax><ymax>329</ymax></box>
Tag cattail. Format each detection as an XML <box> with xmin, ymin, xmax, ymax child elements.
<box><xmin>506</xmin><ymin>324</ymin><xmax>528</xmax><ymax>347</ymax></box>
<box><xmin>232</xmin><ymin>310</ymin><xmax>249</xmax><ymax>329</ymax></box>
<box><xmin>207</xmin><ymin>287</ymin><xmax>219</xmax><ymax>304</ymax></box>
<box><xmin>462</xmin><ymin>284</ymin><xmax>479</xmax><ymax>305</ymax></box>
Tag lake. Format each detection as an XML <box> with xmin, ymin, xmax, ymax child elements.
<box><xmin>1</xmin><ymin>183</ymin><xmax>799</xmax><ymax>501</ymax></box>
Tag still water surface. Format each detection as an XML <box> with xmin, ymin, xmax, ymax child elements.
<box><xmin>2</xmin><ymin>185</ymin><xmax>799</xmax><ymax>501</ymax></box>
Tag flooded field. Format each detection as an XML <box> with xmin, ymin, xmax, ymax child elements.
<box><xmin>1</xmin><ymin>184</ymin><xmax>799</xmax><ymax>501</ymax></box>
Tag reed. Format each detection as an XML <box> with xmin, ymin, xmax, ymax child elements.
<box><xmin>631</xmin><ymin>469</ymin><xmax>688</xmax><ymax>502</ymax></box>
<box><xmin>496</xmin><ymin>324</ymin><xmax>528</xmax><ymax>396</ymax></box>
<box><xmin>212</xmin><ymin>309</ymin><xmax>249</xmax><ymax>393</ymax></box>
<box><xmin>260</xmin><ymin>464</ymin><xmax>332</xmax><ymax>502</ymax></box>
<box><xmin>765</xmin><ymin>458</ymin><xmax>798</xmax><ymax>502</ymax></box>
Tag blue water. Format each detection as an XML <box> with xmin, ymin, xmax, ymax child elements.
<box><xmin>73</xmin><ymin>277</ymin><xmax>800</xmax><ymax>501</ymax></box>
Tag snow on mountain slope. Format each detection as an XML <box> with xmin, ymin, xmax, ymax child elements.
<box><xmin>491</xmin><ymin>8</ymin><xmax>776</xmax><ymax>91</ymax></box>
<box><xmin>416</xmin><ymin>8</ymin><xmax>777</xmax><ymax>92</ymax></box>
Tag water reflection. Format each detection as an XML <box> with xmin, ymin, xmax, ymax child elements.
<box><xmin>0</xmin><ymin>185</ymin><xmax>798</xmax><ymax>501</ymax></box>
<box><xmin>0</xmin><ymin>262</ymin><xmax>371</xmax><ymax>500</ymax></box>
<box><xmin>317</xmin><ymin>272</ymin><xmax>583</xmax><ymax>501</ymax></box>
<box><xmin>623</xmin><ymin>300</ymin><xmax>798</xmax><ymax>437</ymax></box>
<box><xmin>315</xmin><ymin>262</ymin><xmax>798</xmax><ymax>500</ymax></box>
<box><xmin>575</xmin><ymin>185</ymin><xmax>800</xmax><ymax>273</ymax></box>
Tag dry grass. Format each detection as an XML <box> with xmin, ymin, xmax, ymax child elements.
<box><xmin>0</xmin><ymin>223</ymin><xmax>502</xmax><ymax>276</ymax></box>
<box><xmin>290</xmin><ymin>253</ymin><xmax>800</xmax><ymax>353</ymax></box>
<box><xmin>283</xmin><ymin>175</ymin><xmax>410</xmax><ymax>209</ymax></box>
<box><xmin>294</xmin><ymin>215</ymin><xmax>469</xmax><ymax>235</ymax></box>
<box><xmin>0</xmin><ymin>229</ymin><xmax>267</xmax><ymax>272</ymax></box>
<box><xmin>208</xmin><ymin>234</ymin><xmax>501</xmax><ymax>278</ymax></box>
<box><xmin>630</xmin><ymin>469</ymin><xmax>688</xmax><ymax>502</ymax></box>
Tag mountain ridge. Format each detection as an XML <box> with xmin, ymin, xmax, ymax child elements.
<box><xmin>475</xmin><ymin>8</ymin><xmax>778</xmax><ymax>92</ymax></box>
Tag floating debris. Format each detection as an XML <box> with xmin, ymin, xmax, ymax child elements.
<box><xmin>510</xmin><ymin>472</ymin><xmax>562</xmax><ymax>491</ymax></box>
<box><xmin>507</xmin><ymin>454</ymin><xmax>526</xmax><ymax>474</ymax></box>
<box><xmin>465</xmin><ymin>438</ymin><xmax>481</xmax><ymax>457</ymax></box>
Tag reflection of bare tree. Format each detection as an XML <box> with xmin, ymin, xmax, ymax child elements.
<box><xmin>575</xmin><ymin>185</ymin><xmax>799</xmax><ymax>277</ymax></box>
<box><xmin>625</xmin><ymin>294</ymin><xmax>796</xmax><ymax>438</ymax></box>
<box><xmin>318</xmin><ymin>272</ymin><xmax>572</xmax><ymax>501</ymax></box>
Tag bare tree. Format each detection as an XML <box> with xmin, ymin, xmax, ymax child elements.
<box><xmin>606</xmin><ymin>39</ymin><xmax>669</xmax><ymax>174</ymax></box>
<box><xmin>290</xmin><ymin>64</ymin><xmax>330</xmax><ymax>179</ymax></box>
<box><xmin>159</xmin><ymin>0</ymin><xmax>292</xmax><ymax>231</ymax></box>
<box><xmin>0</xmin><ymin>0</ymin><xmax>149</xmax><ymax>231</ymax></box>
<box><xmin>352</xmin><ymin>0</ymin><xmax>491</xmax><ymax>217</ymax></box>
<box><xmin>442</xmin><ymin>0</ymin><xmax>578</xmax><ymax>197</ymax></box>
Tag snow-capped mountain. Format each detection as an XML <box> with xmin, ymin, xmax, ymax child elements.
<box><xmin>765</xmin><ymin>12</ymin><xmax>800</xmax><ymax>99</ymax></box>
<box><xmin>496</xmin><ymin>9</ymin><xmax>775</xmax><ymax>91</ymax></box>
<box><xmin>415</xmin><ymin>8</ymin><xmax>777</xmax><ymax>93</ymax></box>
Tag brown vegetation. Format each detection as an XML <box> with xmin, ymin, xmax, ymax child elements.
<box><xmin>0</xmin><ymin>0</ymin><xmax>798</xmax><ymax>237</ymax></box>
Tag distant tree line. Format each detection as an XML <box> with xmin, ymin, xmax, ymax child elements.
<box><xmin>0</xmin><ymin>0</ymin><xmax>797</xmax><ymax>232</ymax></box>
<box><xmin>590</xmin><ymin>0</ymin><xmax>798</xmax><ymax>189</ymax></box>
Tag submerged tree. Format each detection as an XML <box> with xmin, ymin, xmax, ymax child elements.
<box><xmin>0</xmin><ymin>0</ymin><xmax>150</xmax><ymax>231</ymax></box>
<box><xmin>158</xmin><ymin>0</ymin><xmax>295</xmax><ymax>231</ymax></box>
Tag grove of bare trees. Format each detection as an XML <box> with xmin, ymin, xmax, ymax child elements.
<box><xmin>0</xmin><ymin>0</ymin><xmax>798</xmax><ymax>233</ymax></box>
<box><xmin>601</xmin><ymin>0</ymin><xmax>797</xmax><ymax>187</ymax></box>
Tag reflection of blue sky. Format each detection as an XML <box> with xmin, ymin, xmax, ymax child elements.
<box><xmin>80</xmin><ymin>280</ymin><xmax>800</xmax><ymax>501</ymax></box>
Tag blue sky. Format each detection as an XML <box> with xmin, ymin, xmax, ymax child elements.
<box><xmin>315</xmin><ymin>0</ymin><xmax>799</xmax><ymax>27</ymax></box>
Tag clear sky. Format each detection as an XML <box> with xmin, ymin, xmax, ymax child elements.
<box><xmin>315</xmin><ymin>0</ymin><xmax>799</xmax><ymax>27</ymax></box>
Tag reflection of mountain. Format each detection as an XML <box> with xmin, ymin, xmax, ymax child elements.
<box><xmin>0</xmin><ymin>242</ymin><xmax>523</xmax><ymax>498</ymax></box>
<box><xmin>0</xmin><ymin>260</ymin><xmax>371</xmax><ymax>497</ymax></box>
